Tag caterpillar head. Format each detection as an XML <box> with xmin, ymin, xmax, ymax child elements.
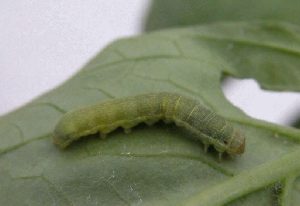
<box><xmin>227</xmin><ymin>129</ymin><xmax>245</xmax><ymax>155</ymax></box>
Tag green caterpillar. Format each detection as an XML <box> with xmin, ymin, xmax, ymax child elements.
<box><xmin>53</xmin><ymin>92</ymin><xmax>245</xmax><ymax>158</ymax></box>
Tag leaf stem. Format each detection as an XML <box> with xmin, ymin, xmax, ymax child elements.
<box><xmin>279</xmin><ymin>175</ymin><xmax>297</xmax><ymax>206</ymax></box>
<box><xmin>184</xmin><ymin>148</ymin><xmax>300</xmax><ymax>206</ymax></box>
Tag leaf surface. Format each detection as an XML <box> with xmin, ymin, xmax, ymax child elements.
<box><xmin>1</xmin><ymin>22</ymin><xmax>300</xmax><ymax>206</ymax></box>
<box><xmin>145</xmin><ymin>0</ymin><xmax>300</xmax><ymax>31</ymax></box>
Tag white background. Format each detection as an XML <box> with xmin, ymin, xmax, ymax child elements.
<box><xmin>1</xmin><ymin>0</ymin><xmax>299</xmax><ymax>126</ymax></box>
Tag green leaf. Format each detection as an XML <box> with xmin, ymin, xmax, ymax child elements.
<box><xmin>145</xmin><ymin>0</ymin><xmax>300</xmax><ymax>31</ymax></box>
<box><xmin>1</xmin><ymin>21</ymin><xmax>300</xmax><ymax>206</ymax></box>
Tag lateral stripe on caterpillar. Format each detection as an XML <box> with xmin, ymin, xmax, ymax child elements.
<box><xmin>53</xmin><ymin>92</ymin><xmax>245</xmax><ymax>157</ymax></box>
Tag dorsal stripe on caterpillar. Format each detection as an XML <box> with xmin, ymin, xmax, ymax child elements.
<box><xmin>53</xmin><ymin>92</ymin><xmax>245</xmax><ymax>157</ymax></box>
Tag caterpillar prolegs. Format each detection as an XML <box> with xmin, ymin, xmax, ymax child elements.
<box><xmin>53</xmin><ymin>92</ymin><xmax>245</xmax><ymax>158</ymax></box>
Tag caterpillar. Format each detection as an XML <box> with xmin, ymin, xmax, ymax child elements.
<box><xmin>53</xmin><ymin>92</ymin><xmax>245</xmax><ymax>159</ymax></box>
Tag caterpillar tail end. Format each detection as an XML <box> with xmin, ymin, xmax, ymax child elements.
<box><xmin>52</xmin><ymin>134</ymin><xmax>70</xmax><ymax>149</ymax></box>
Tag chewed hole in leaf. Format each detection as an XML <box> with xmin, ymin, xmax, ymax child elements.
<box><xmin>222</xmin><ymin>77</ymin><xmax>300</xmax><ymax>127</ymax></box>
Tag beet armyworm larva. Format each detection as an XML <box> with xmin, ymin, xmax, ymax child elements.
<box><xmin>53</xmin><ymin>92</ymin><xmax>245</xmax><ymax>158</ymax></box>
